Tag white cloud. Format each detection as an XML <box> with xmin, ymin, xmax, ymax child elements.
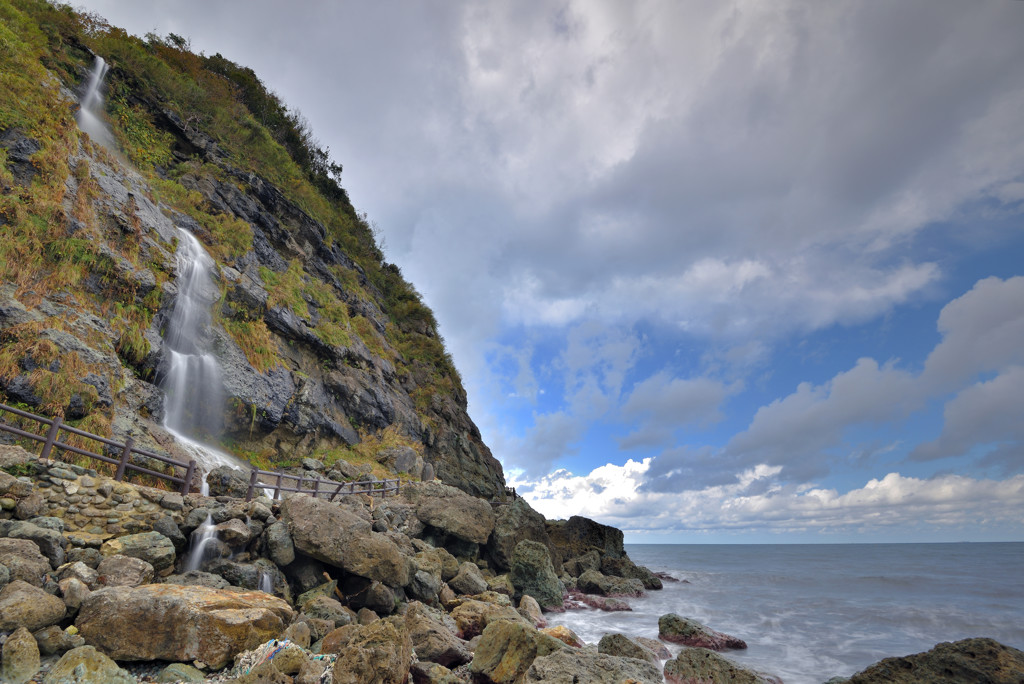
<box><xmin>515</xmin><ymin>459</ymin><xmax>1024</xmax><ymax>536</ymax></box>
<box><xmin>619</xmin><ymin>372</ymin><xmax>737</xmax><ymax>449</ymax></box>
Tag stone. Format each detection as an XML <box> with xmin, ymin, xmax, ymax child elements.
<box><xmin>95</xmin><ymin>554</ymin><xmax>154</xmax><ymax>587</ymax></box>
<box><xmin>449</xmin><ymin>560</ymin><xmax>488</xmax><ymax>596</ymax></box>
<box><xmin>2</xmin><ymin>626</ymin><xmax>40</xmax><ymax>684</ymax></box>
<box><xmin>404</xmin><ymin>601</ymin><xmax>472</xmax><ymax>667</ymax></box>
<box><xmin>328</xmin><ymin>616</ymin><xmax>413</xmax><ymax>684</ymax></box>
<box><xmin>301</xmin><ymin>457</ymin><xmax>324</xmax><ymax>471</ymax></box>
<box><xmin>281</xmin><ymin>495</ymin><xmax>412</xmax><ymax>587</ymax></box>
<box><xmin>577</xmin><ymin>569</ymin><xmax>644</xmax><ymax>597</ymax></box>
<box><xmin>545</xmin><ymin>515</ymin><xmax>624</xmax><ymax>562</ymax></box>
<box><xmin>663</xmin><ymin>647</ymin><xmax>782</xmax><ymax>684</ymax></box>
<box><xmin>487</xmin><ymin>574</ymin><xmax>515</xmax><ymax>597</ymax></box>
<box><xmin>403</xmin><ymin>481</ymin><xmax>496</xmax><ymax>545</ymax></box>
<box><xmin>302</xmin><ymin>595</ymin><xmax>353</xmax><ymax>628</ymax></box>
<box><xmin>451</xmin><ymin>598</ymin><xmax>531</xmax><ymax>640</ymax></box>
<box><xmin>0</xmin><ymin>444</ymin><xmax>34</xmax><ymax>469</ymax></box>
<box><xmin>635</xmin><ymin>636</ymin><xmax>672</xmax><ymax>660</ymax></box>
<box><xmin>41</xmin><ymin>645</ymin><xmax>135</xmax><ymax>684</ymax></box>
<box><xmin>518</xmin><ymin>594</ymin><xmax>546</xmax><ymax>628</ymax></box>
<box><xmin>509</xmin><ymin>540</ymin><xmax>564</xmax><ymax>610</ymax></box>
<box><xmin>214</xmin><ymin>518</ymin><xmax>252</xmax><ymax>547</ymax></box>
<box><xmin>32</xmin><ymin>626</ymin><xmax>85</xmax><ymax>656</ymax></box>
<box><xmin>156</xmin><ymin>662</ymin><xmax>206</xmax><ymax>683</ymax></box>
<box><xmin>7</xmin><ymin>521</ymin><xmax>66</xmax><ymax>568</ymax></box>
<box><xmin>152</xmin><ymin>515</ymin><xmax>187</xmax><ymax>552</ymax></box>
<box><xmin>601</xmin><ymin>555</ymin><xmax>663</xmax><ymax>590</ymax></box>
<box><xmin>561</xmin><ymin>550</ymin><xmax>600</xmax><ymax>578</ymax></box>
<box><xmin>58</xmin><ymin>576</ymin><xmax>90</xmax><ymax>611</ymax></box>
<box><xmin>57</xmin><ymin>561</ymin><xmax>99</xmax><ymax>588</ymax></box>
<box><xmin>206</xmin><ymin>465</ymin><xmax>251</xmax><ymax>498</ymax></box>
<box><xmin>0</xmin><ymin>580</ymin><xmax>65</xmax><ymax>631</ymax></box>
<box><xmin>540</xmin><ymin>625</ymin><xmax>584</xmax><ymax>648</ymax></box>
<box><xmin>378</xmin><ymin>446</ymin><xmax>422</xmax><ymax>478</ymax></box>
<box><xmin>0</xmin><ymin>537</ymin><xmax>52</xmax><ymax>586</ymax></box>
<box><xmin>845</xmin><ymin>637</ymin><xmax>1024</xmax><ymax>684</ymax></box>
<box><xmin>410</xmin><ymin>660</ymin><xmax>458</xmax><ymax>684</ymax></box>
<box><xmin>284</xmin><ymin>620</ymin><xmax>312</xmax><ymax>649</ymax></box>
<box><xmin>525</xmin><ymin>647</ymin><xmax>663</xmax><ymax>683</ymax></box>
<box><xmin>408</xmin><ymin>568</ymin><xmax>442</xmax><ymax>603</ymax></box>
<box><xmin>470</xmin><ymin>619</ymin><xmax>565</xmax><ymax>684</ymax></box>
<box><xmin>162</xmin><ymin>569</ymin><xmax>230</xmax><ymax>589</ymax></box>
<box><xmin>100</xmin><ymin>530</ymin><xmax>175</xmax><ymax>574</ymax></box>
<box><xmin>658</xmin><ymin>613</ymin><xmax>747</xmax><ymax>650</ymax></box>
<box><xmin>415</xmin><ymin>546</ymin><xmax>460</xmax><ymax>582</ymax></box>
<box><xmin>265</xmin><ymin>520</ymin><xmax>295</xmax><ymax>567</ymax></box>
<box><xmin>597</xmin><ymin>632</ymin><xmax>659</xmax><ymax>665</ymax></box>
<box><xmin>75</xmin><ymin>584</ymin><xmax>294</xmax><ymax>669</ymax></box>
<box><xmin>487</xmin><ymin>498</ymin><xmax>555</xmax><ymax>572</ymax></box>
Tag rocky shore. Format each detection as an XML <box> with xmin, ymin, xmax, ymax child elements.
<box><xmin>2</xmin><ymin>443</ymin><xmax>1024</xmax><ymax>684</ymax></box>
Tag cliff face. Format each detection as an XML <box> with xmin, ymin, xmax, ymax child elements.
<box><xmin>0</xmin><ymin>0</ymin><xmax>504</xmax><ymax>498</ymax></box>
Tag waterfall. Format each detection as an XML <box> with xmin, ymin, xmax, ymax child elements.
<box><xmin>183</xmin><ymin>514</ymin><xmax>218</xmax><ymax>572</ymax></box>
<box><xmin>75</xmin><ymin>56</ymin><xmax>115</xmax><ymax>149</ymax></box>
<box><xmin>258</xmin><ymin>568</ymin><xmax>273</xmax><ymax>594</ymax></box>
<box><xmin>160</xmin><ymin>228</ymin><xmax>254</xmax><ymax>492</ymax></box>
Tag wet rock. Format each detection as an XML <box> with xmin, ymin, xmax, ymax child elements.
<box><xmin>540</xmin><ymin>625</ymin><xmax>584</xmax><ymax>648</ymax></box>
<box><xmin>525</xmin><ymin>647</ymin><xmax>663</xmax><ymax>683</ymax></box>
<box><xmin>41</xmin><ymin>645</ymin><xmax>135</xmax><ymax>684</ymax></box>
<box><xmin>151</xmin><ymin>515</ymin><xmax>188</xmax><ymax>553</ymax></box>
<box><xmin>0</xmin><ymin>580</ymin><xmax>65</xmax><ymax>631</ymax></box>
<box><xmin>206</xmin><ymin>465</ymin><xmax>251</xmax><ymax>498</ymax></box>
<box><xmin>76</xmin><ymin>584</ymin><xmax>293</xmax><ymax>669</ymax></box>
<box><xmin>577</xmin><ymin>569</ymin><xmax>644</xmax><ymax>597</ymax></box>
<box><xmin>509</xmin><ymin>540</ymin><xmax>564</xmax><ymax>610</ymax></box>
<box><xmin>1</xmin><ymin>626</ymin><xmax>39</xmax><ymax>684</ymax></box>
<box><xmin>265</xmin><ymin>520</ymin><xmax>295</xmax><ymax>566</ymax></box>
<box><xmin>845</xmin><ymin>637</ymin><xmax>1024</xmax><ymax>684</ymax></box>
<box><xmin>162</xmin><ymin>569</ymin><xmax>231</xmax><ymax>589</ymax></box>
<box><xmin>518</xmin><ymin>595</ymin><xmax>546</xmax><ymax>628</ymax></box>
<box><xmin>663</xmin><ymin>647</ymin><xmax>781</xmax><ymax>684</ymax></box>
<box><xmin>470</xmin><ymin>619</ymin><xmax>564</xmax><ymax>684</ymax></box>
<box><xmin>658</xmin><ymin>613</ymin><xmax>747</xmax><ymax>650</ymax></box>
<box><xmin>597</xmin><ymin>632</ymin><xmax>659</xmax><ymax>665</ymax></box>
<box><xmin>601</xmin><ymin>555</ymin><xmax>662</xmax><ymax>590</ymax></box>
<box><xmin>281</xmin><ymin>495</ymin><xmax>412</xmax><ymax>587</ymax></box>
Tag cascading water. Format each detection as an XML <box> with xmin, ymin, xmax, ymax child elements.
<box><xmin>160</xmin><ymin>229</ymin><xmax>254</xmax><ymax>492</ymax></box>
<box><xmin>258</xmin><ymin>568</ymin><xmax>273</xmax><ymax>594</ymax></box>
<box><xmin>184</xmin><ymin>514</ymin><xmax>218</xmax><ymax>572</ymax></box>
<box><xmin>75</xmin><ymin>56</ymin><xmax>115</xmax><ymax>149</ymax></box>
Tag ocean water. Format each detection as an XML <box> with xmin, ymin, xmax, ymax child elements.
<box><xmin>546</xmin><ymin>543</ymin><xmax>1024</xmax><ymax>684</ymax></box>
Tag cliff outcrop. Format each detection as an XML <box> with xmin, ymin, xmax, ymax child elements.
<box><xmin>0</xmin><ymin>0</ymin><xmax>503</xmax><ymax>498</ymax></box>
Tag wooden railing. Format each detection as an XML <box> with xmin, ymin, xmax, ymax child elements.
<box><xmin>0</xmin><ymin>402</ymin><xmax>196</xmax><ymax>495</ymax></box>
<box><xmin>245</xmin><ymin>468</ymin><xmax>400</xmax><ymax>502</ymax></box>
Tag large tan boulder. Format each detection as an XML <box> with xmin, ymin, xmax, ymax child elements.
<box><xmin>0</xmin><ymin>538</ymin><xmax>51</xmax><ymax>586</ymax></box>
<box><xmin>526</xmin><ymin>647</ymin><xmax>663</xmax><ymax>683</ymax></box>
<box><xmin>42</xmin><ymin>645</ymin><xmax>135</xmax><ymax>684</ymax></box>
<box><xmin>663</xmin><ymin>648</ymin><xmax>781</xmax><ymax>684</ymax></box>
<box><xmin>470</xmin><ymin>619</ymin><xmax>565</xmax><ymax>684</ymax></box>
<box><xmin>329</xmin><ymin>617</ymin><xmax>413</xmax><ymax>684</ymax></box>
<box><xmin>280</xmin><ymin>495</ymin><xmax>412</xmax><ymax>588</ymax></box>
<box><xmin>845</xmin><ymin>637</ymin><xmax>1024</xmax><ymax>684</ymax></box>
<box><xmin>403</xmin><ymin>482</ymin><xmax>495</xmax><ymax>544</ymax></box>
<box><xmin>75</xmin><ymin>584</ymin><xmax>294</xmax><ymax>669</ymax></box>
<box><xmin>451</xmin><ymin>598</ymin><xmax>531</xmax><ymax>640</ymax></box>
<box><xmin>0</xmin><ymin>580</ymin><xmax>65</xmax><ymax>631</ymax></box>
<box><xmin>404</xmin><ymin>601</ymin><xmax>471</xmax><ymax>667</ymax></box>
<box><xmin>2</xmin><ymin>626</ymin><xmax>40</xmax><ymax>684</ymax></box>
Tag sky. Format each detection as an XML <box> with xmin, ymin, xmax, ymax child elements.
<box><xmin>73</xmin><ymin>0</ymin><xmax>1024</xmax><ymax>543</ymax></box>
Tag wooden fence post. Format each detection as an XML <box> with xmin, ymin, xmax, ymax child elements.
<box><xmin>114</xmin><ymin>438</ymin><xmax>134</xmax><ymax>482</ymax></box>
<box><xmin>274</xmin><ymin>471</ymin><xmax>282</xmax><ymax>501</ymax></box>
<box><xmin>313</xmin><ymin>478</ymin><xmax>320</xmax><ymax>499</ymax></box>
<box><xmin>181</xmin><ymin>460</ymin><xmax>196</xmax><ymax>495</ymax></box>
<box><xmin>39</xmin><ymin>415</ymin><xmax>62</xmax><ymax>461</ymax></box>
<box><xmin>246</xmin><ymin>468</ymin><xmax>258</xmax><ymax>502</ymax></box>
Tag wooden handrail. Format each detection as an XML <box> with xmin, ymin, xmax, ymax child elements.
<box><xmin>245</xmin><ymin>467</ymin><xmax>402</xmax><ymax>502</ymax></box>
<box><xmin>0</xmin><ymin>402</ymin><xmax>195</xmax><ymax>495</ymax></box>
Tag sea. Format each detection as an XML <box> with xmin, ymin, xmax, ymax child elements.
<box><xmin>545</xmin><ymin>542</ymin><xmax>1024</xmax><ymax>684</ymax></box>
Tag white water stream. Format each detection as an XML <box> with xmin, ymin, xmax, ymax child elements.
<box><xmin>75</xmin><ymin>56</ymin><xmax>115</xmax><ymax>149</ymax></box>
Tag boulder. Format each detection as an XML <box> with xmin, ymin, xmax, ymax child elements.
<box><xmin>449</xmin><ymin>561</ymin><xmax>488</xmax><ymax>596</ymax></box>
<box><xmin>96</xmin><ymin>554</ymin><xmax>154</xmax><ymax>587</ymax></box>
<box><xmin>404</xmin><ymin>601</ymin><xmax>472</xmax><ymax>667</ymax></box>
<box><xmin>518</xmin><ymin>594</ymin><xmax>545</xmax><ymax>628</ymax></box>
<box><xmin>658</xmin><ymin>613</ymin><xmax>747</xmax><ymax>650</ymax></box>
<box><xmin>281</xmin><ymin>495</ymin><xmax>412</xmax><ymax>587</ymax></box>
<box><xmin>99</xmin><ymin>531</ymin><xmax>175</xmax><ymax>574</ymax></box>
<box><xmin>451</xmin><ymin>598</ymin><xmax>531</xmax><ymax>640</ymax></box>
<box><xmin>486</xmin><ymin>498</ymin><xmax>555</xmax><ymax>572</ymax></box>
<box><xmin>76</xmin><ymin>584</ymin><xmax>294</xmax><ymax>669</ymax></box>
<box><xmin>663</xmin><ymin>647</ymin><xmax>781</xmax><ymax>684</ymax></box>
<box><xmin>470</xmin><ymin>619</ymin><xmax>564</xmax><ymax>684</ymax></box>
<box><xmin>7</xmin><ymin>521</ymin><xmax>66</xmax><ymax>568</ymax></box>
<box><xmin>41</xmin><ymin>645</ymin><xmax>135</xmax><ymax>684</ymax></box>
<box><xmin>403</xmin><ymin>481</ymin><xmax>495</xmax><ymax>545</ymax></box>
<box><xmin>540</xmin><ymin>625</ymin><xmax>584</xmax><ymax>648</ymax></box>
<box><xmin>845</xmin><ymin>637</ymin><xmax>1024</xmax><ymax>684</ymax></box>
<box><xmin>214</xmin><ymin>518</ymin><xmax>252</xmax><ymax>547</ymax></box>
<box><xmin>577</xmin><ymin>569</ymin><xmax>644</xmax><ymax>597</ymax></box>
<box><xmin>600</xmin><ymin>555</ymin><xmax>663</xmax><ymax>590</ymax></box>
<box><xmin>415</xmin><ymin>546</ymin><xmax>460</xmax><ymax>582</ymax></box>
<box><xmin>509</xmin><ymin>540</ymin><xmax>564</xmax><ymax>610</ymax></box>
<box><xmin>57</xmin><ymin>561</ymin><xmax>99</xmax><ymax>589</ymax></box>
<box><xmin>2</xmin><ymin>626</ymin><xmax>39</xmax><ymax>684</ymax></box>
<box><xmin>562</xmin><ymin>550</ymin><xmax>600</xmax><ymax>578</ymax></box>
<box><xmin>378</xmin><ymin>445</ymin><xmax>423</xmax><ymax>479</ymax></box>
<box><xmin>58</xmin><ymin>576</ymin><xmax>90</xmax><ymax>612</ymax></box>
<box><xmin>525</xmin><ymin>647</ymin><xmax>663</xmax><ymax>683</ymax></box>
<box><xmin>32</xmin><ymin>625</ymin><xmax>85</xmax><ymax>656</ymax></box>
<box><xmin>328</xmin><ymin>616</ymin><xmax>414</xmax><ymax>684</ymax></box>
<box><xmin>0</xmin><ymin>537</ymin><xmax>51</xmax><ymax>586</ymax></box>
<box><xmin>545</xmin><ymin>515</ymin><xmax>624</xmax><ymax>561</ymax></box>
<box><xmin>302</xmin><ymin>595</ymin><xmax>353</xmax><ymax>628</ymax></box>
<box><xmin>597</xmin><ymin>632</ymin><xmax>659</xmax><ymax>665</ymax></box>
<box><xmin>265</xmin><ymin>520</ymin><xmax>295</xmax><ymax>567</ymax></box>
<box><xmin>156</xmin><ymin>662</ymin><xmax>206</xmax><ymax>683</ymax></box>
<box><xmin>488</xmin><ymin>574</ymin><xmax>515</xmax><ymax>597</ymax></box>
<box><xmin>206</xmin><ymin>465</ymin><xmax>251</xmax><ymax>498</ymax></box>
<box><xmin>0</xmin><ymin>580</ymin><xmax>65</xmax><ymax>631</ymax></box>
<box><xmin>408</xmin><ymin>569</ymin><xmax>442</xmax><ymax>604</ymax></box>
<box><xmin>163</xmin><ymin>569</ymin><xmax>230</xmax><ymax>589</ymax></box>
<box><xmin>410</xmin><ymin>660</ymin><xmax>458</xmax><ymax>684</ymax></box>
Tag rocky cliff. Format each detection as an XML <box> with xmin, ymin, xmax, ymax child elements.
<box><xmin>0</xmin><ymin>0</ymin><xmax>504</xmax><ymax>498</ymax></box>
